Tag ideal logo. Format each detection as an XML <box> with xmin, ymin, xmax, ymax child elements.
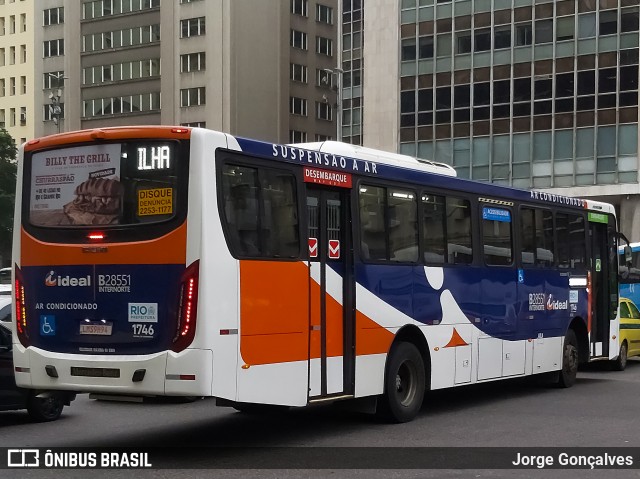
<box><xmin>546</xmin><ymin>294</ymin><xmax>568</xmax><ymax>311</ymax></box>
<box><xmin>44</xmin><ymin>270</ymin><xmax>91</xmax><ymax>287</ymax></box>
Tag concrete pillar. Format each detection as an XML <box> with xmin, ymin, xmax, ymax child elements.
<box><xmin>619</xmin><ymin>194</ymin><xmax>640</xmax><ymax>241</ymax></box>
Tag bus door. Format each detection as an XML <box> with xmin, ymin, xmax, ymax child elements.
<box><xmin>588</xmin><ymin>213</ymin><xmax>617</xmax><ymax>358</ymax></box>
<box><xmin>306</xmin><ymin>184</ymin><xmax>354</xmax><ymax>399</ymax></box>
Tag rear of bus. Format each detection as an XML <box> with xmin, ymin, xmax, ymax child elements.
<box><xmin>12</xmin><ymin>126</ymin><xmax>207</xmax><ymax>397</ymax></box>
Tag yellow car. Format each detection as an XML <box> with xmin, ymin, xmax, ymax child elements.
<box><xmin>614</xmin><ymin>297</ymin><xmax>640</xmax><ymax>370</ymax></box>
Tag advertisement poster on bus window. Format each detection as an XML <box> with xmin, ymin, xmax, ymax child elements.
<box><xmin>30</xmin><ymin>144</ymin><xmax>122</xmax><ymax>226</ymax></box>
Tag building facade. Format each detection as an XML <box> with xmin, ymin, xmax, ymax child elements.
<box><xmin>0</xmin><ymin>0</ymin><xmax>35</xmax><ymax>145</ymax></box>
<box><xmin>361</xmin><ymin>0</ymin><xmax>640</xmax><ymax>238</ymax></box>
<box><xmin>34</xmin><ymin>0</ymin><xmax>338</xmax><ymax>144</ymax></box>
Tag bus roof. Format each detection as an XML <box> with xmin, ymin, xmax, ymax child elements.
<box><xmin>290</xmin><ymin>141</ymin><xmax>457</xmax><ymax>177</ymax></box>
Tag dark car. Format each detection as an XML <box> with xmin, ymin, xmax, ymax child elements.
<box><xmin>0</xmin><ymin>322</ymin><xmax>75</xmax><ymax>421</ymax></box>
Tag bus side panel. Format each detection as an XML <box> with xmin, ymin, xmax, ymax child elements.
<box><xmin>236</xmin><ymin>260</ymin><xmax>309</xmax><ymax>406</ymax></box>
<box><xmin>197</xmin><ymin>130</ymin><xmax>239</xmax><ymax>400</ymax></box>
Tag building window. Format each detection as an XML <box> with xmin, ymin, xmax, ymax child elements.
<box><xmin>20</xmin><ymin>44</ymin><xmax>26</xmax><ymax>63</ymax></box>
<box><xmin>316</xmin><ymin>36</ymin><xmax>333</xmax><ymax>56</ymax></box>
<box><xmin>43</xmin><ymin>7</ymin><xmax>64</xmax><ymax>26</ymax></box>
<box><xmin>43</xmin><ymin>103</ymin><xmax>65</xmax><ymax>121</ymax></box>
<box><xmin>180</xmin><ymin>87</ymin><xmax>206</xmax><ymax>107</ymax></box>
<box><xmin>20</xmin><ymin>13</ymin><xmax>26</xmax><ymax>32</ymax></box>
<box><xmin>181</xmin><ymin>17</ymin><xmax>206</xmax><ymax>38</ymax></box>
<box><xmin>515</xmin><ymin>22</ymin><xmax>532</xmax><ymax>46</ymax></box>
<box><xmin>315</xmin><ymin>134</ymin><xmax>331</xmax><ymax>141</ymax></box>
<box><xmin>290</xmin><ymin>96</ymin><xmax>308</xmax><ymax>116</ymax></box>
<box><xmin>83</xmin><ymin>92</ymin><xmax>161</xmax><ymax>117</ymax></box>
<box><xmin>20</xmin><ymin>76</ymin><xmax>25</xmax><ymax>94</ymax></box>
<box><xmin>600</xmin><ymin>10</ymin><xmax>618</xmax><ymax>35</ymax></box>
<box><xmin>535</xmin><ymin>19</ymin><xmax>553</xmax><ymax>44</ymax></box>
<box><xmin>290</xmin><ymin>130</ymin><xmax>307</xmax><ymax>142</ymax></box>
<box><xmin>83</xmin><ymin>0</ymin><xmax>160</xmax><ymax>20</ymax></box>
<box><xmin>316</xmin><ymin>101</ymin><xmax>332</xmax><ymax>121</ymax></box>
<box><xmin>290</xmin><ymin>63</ymin><xmax>308</xmax><ymax>83</ymax></box>
<box><xmin>83</xmin><ymin>25</ymin><xmax>160</xmax><ymax>52</ymax></box>
<box><xmin>19</xmin><ymin>106</ymin><xmax>26</xmax><ymax>125</ymax></box>
<box><xmin>181</xmin><ymin>121</ymin><xmax>206</xmax><ymax>127</ymax></box>
<box><xmin>43</xmin><ymin>39</ymin><xmax>64</xmax><ymax>57</ymax></box>
<box><xmin>180</xmin><ymin>52</ymin><xmax>206</xmax><ymax>72</ymax></box>
<box><xmin>0</xmin><ymin>79</ymin><xmax>4</xmax><ymax>97</ymax></box>
<box><xmin>316</xmin><ymin>4</ymin><xmax>333</xmax><ymax>24</ymax></box>
<box><xmin>43</xmin><ymin>71</ymin><xmax>64</xmax><ymax>89</ymax></box>
<box><xmin>317</xmin><ymin>68</ymin><xmax>333</xmax><ymax>87</ymax></box>
<box><xmin>290</xmin><ymin>29</ymin><xmax>308</xmax><ymax>50</ymax></box>
<box><xmin>180</xmin><ymin>0</ymin><xmax>204</xmax><ymax>3</ymax></box>
<box><xmin>291</xmin><ymin>0</ymin><xmax>308</xmax><ymax>16</ymax></box>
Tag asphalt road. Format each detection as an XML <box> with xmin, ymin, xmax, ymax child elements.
<box><xmin>2</xmin><ymin>360</ymin><xmax>640</xmax><ymax>479</ymax></box>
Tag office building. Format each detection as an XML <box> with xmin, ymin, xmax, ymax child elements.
<box><xmin>361</xmin><ymin>0</ymin><xmax>640</xmax><ymax>238</ymax></box>
<box><xmin>0</xmin><ymin>0</ymin><xmax>35</xmax><ymax>145</ymax></box>
<box><xmin>35</xmin><ymin>0</ymin><xmax>339</xmax><ymax>144</ymax></box>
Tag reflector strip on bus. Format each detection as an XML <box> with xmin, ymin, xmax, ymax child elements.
<box><xmin>569</xmin><ymin>277</ymin><xmax>588</xmax><ymax>287</ymax></box>
<box><xmin>165</xmin><ymin>374</ymin><xmax>196</xmax><ymax>380</ymax></box>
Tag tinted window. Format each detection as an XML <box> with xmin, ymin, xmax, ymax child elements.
<box><xmin>221</xmin><ymin>164</ymin><xmax>299</xmax><ymax>258</ymax></box>
<box><xmin>556</xmin><ymin>212</ymin><xmax>586</xmax><ymax>269</ymax></box>
<box><xmin>482</xmin><ymin>206</ymin><xmax>513</xmax><ymax>266</ymax></box>
<box><xmin>520</xmin><ymin>207</ymin><xmax>554</xmax><ymax>266</ymax></box>
<box><xmin>359</xmin><ymin>185</ymin><xmax>418</xmax><ymax>262</ymax></box>
<box><xmin>28</xmin><ymin>142</ymin><xmax>181</xmax><ymax>227</ymax></box>
<box><xmin>446</xmin><ymin>197</ymin><xmax>473</xmax><ymax>264</ymax></box>
<box><xmin>422</xmin><ymin>193</ymin><xmax>446</xmax><ymax>264</ymax></box>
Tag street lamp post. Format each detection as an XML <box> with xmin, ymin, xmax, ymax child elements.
<box><xmin>49</xmin><ymin>89</ymin><xmax>63</xmax><ymax>133</ymax></box>
<box><xmin>47</xmin><ymin>72</ymin><xmax>66</xmax><ymax>133</ymax></box>
<box><xmin>323</xmin><ymin>67</ymin><xmax>344</xmax><ymax>142</ymax></box>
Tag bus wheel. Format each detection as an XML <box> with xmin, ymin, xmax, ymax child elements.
<box><xmin>557</xmin><ymin>329</ymin><xmax>578</xmax><ymax>388</ymax></box>
<box><xmin>27</xmin><ymin>393</ymin><xmax>65</xmax><ymax>422</ymax></box>
<box><xmin>377</xmin><ymin>342</ymin><xmax>425</xmax><ymax>423</ymax></box>
<box><xmin>612</xmin><ymin>342</ymin><xmax>628</xmax><ymax>371</ymax></box>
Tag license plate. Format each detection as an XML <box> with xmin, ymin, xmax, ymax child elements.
<box><xmin>79</xmin><ymin>322</ymin><xmax>113</xmax><ymax>336</ymax></box>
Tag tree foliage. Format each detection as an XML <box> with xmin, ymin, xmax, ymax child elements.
<box><xmin>0</xmin><ymin>129</ymin><xmax>17</xmax><ymax>265</ymax></box>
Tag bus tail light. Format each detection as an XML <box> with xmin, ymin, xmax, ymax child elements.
<box><xmin>172</xmin><ymin>260</ymin><xmax>200</xmax><ymax>352</ymax></box>
<box><xmin>14</xmin><ymin>266</ymin><xmax>29</xmax><ymax>347</ymax></box>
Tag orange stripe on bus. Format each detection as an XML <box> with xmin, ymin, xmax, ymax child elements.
<box><xmin>355</xmin><ymin>310</ymin><xmax>395</xmax><ymax>356</ymax></box>
<box><xmin>24</xmin><ymin>126</ymin><xmax>191</xmax><ymax>152</ymax></box>
<box><xmin>20</xmin><ymin>223</ymin><xmax>187</xmax><ymax>266</ymax></box>
<box><xmin>239</xmin><ymin>261</ymin><xmax>310</xmax><ymax>365</ymax></box>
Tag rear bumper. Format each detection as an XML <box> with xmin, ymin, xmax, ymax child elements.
<box><xmin>13</xmin><ymin>345</ymin><xmax>213</xmax><ymax>397</ymax></box>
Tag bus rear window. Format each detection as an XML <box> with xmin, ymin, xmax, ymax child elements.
<box><xmin>28</xmin><ymin>141</ymin><xmax>182</xmax><ymax>227</ymax></box>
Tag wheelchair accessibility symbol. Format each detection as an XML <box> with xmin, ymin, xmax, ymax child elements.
<box><xmin>39</xmin><ymin>315</ymin><xmax>56</xmax><ymax>336</ymax></box>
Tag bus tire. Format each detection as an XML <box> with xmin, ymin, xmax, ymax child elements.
<box><xmin>612</xmin><ymin>342</ymin><xmax>628</xmax><ymax>371</ymax></box>
<box><xmin>27</xmin><ymin>393</ymin><xmax>65</xmax><ymax>422</ymax></box>
<box><xmin>377</xmin><ymin>342</ymin><xmax>425</xmax><ymax>423</ymax></box>
<box><xmin>557</xmin><ymin>329</ymin><xmax>578</xmax><ymax>388</ymax></box>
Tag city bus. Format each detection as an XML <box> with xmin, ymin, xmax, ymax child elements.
<box><xmin>12</xmin><ymin>126</ymin><xmax>620</xmax><ymax>422</ymax></box>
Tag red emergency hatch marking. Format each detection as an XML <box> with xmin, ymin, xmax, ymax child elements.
<box><xmin>308</xmin><ymin>238</ymin><xmax>318</xmax><ymax>258</ymax></box>
<box><xmin>304</xmin><ymin>167</ymin><xmax>352</xmax><ymax>188</ymax></box>
<box><xmin>328</xmin><ymin>239</ymin><xmax>340</xmax><ymax>259</ymax></box>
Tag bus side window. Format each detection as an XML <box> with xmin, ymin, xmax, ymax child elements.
<box><xmin>222</xmin><ymin>165</ymin><xmax>261</xmax><ymax>256</ymax></box>
<box><xmin>359</xmin><ymin>185</ymin><xmax>387</xmax><ymax>261</ymax></box>
<box><xmin>261</xmin><ymin>171</ymin><xmax>299</xmax><ymax>258</ymax></box>
<box><xmin>446</xmin><ymin>197</ymin><xmax>473</xmax><ymax>264</ymax></box>
<box><xmin>422</xmin><ymin>193</ymin><xmax>446</xmax><ymax>264</ymax></box>
<box><xmin>231</xmin><ymin>184</ymin><xmax>260</xmax><ymax>255</ymax></box>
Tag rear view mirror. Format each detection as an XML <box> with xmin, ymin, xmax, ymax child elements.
<box><xmin>625</xmin><ymin>245</ymin><xmax>633</xmax><ymax>265</ymax></box>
